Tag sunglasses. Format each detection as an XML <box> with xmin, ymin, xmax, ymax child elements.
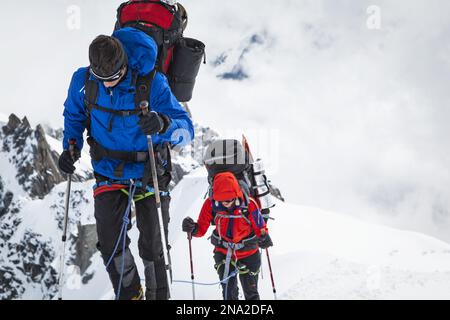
<box><xmin>221</xmin><ymin>199</ymin><xmax>236</xmax><ymax>205</ymax></box>
<box><xmin>90</xmin><ymin>65</ymin><xmax>126</xmax><ymax>82</ymax></box>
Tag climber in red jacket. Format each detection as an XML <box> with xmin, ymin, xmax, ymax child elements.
<box><xmin>182</xmin><ymin>172</ymin><xmax>273</xmax><ymax>300</ymax></box>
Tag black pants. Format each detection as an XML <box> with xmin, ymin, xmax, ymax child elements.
<box><xmin>214</xmin><ymin>251</ymin><xmax>261</xmax><ymax>300</ymax></box>
<box><xmin>95</xmin><ymin>189</ymin><xmax>171</xmax><ymax>300</ymax></box>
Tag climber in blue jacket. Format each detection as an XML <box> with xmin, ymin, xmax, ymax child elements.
<box><xmin>59</xmin><ymin>27</ymin><xmax>194</xmax><ymax>300</ymax></box>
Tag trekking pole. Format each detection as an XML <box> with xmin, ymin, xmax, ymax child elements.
<box><xmin>260</xmin><ymin>249</ymin><xmax>264</xmax><ymax>280</ymax></box>
<box><xmin>265</xmin><ymin>248</ymin><xmax>277</xmax><ymax>300</ymax></box>
<box><xmin>188</xmin><ymin>233</ymin><xmax>196</xmax><ymax>300</ymax></box>
<box><xmin>141</xmin><ymin>101</ymin><xmax>172</xmax><ymax>299</ymax></box>
<box><xmin>58</xmin><ymin>139</ymin><xmax>76</xmax><ymax>300</ymax></box>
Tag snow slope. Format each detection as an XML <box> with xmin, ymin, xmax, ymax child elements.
<box><xmin>64</xmin><ymin>168</ymin><xmax>450</xmax><ymax>300</ymax></box>
<box><xmin>166</xmin><ymin>170</ymin><xmax>450</xmax><ymax>299</ymax></box>
<box><xmin>168</xmin><ymin>168</ymin><xmax>450</xmax><ymax>300</ymax></box>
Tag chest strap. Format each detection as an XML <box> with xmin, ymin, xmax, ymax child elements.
<box><xmin>84</xmin><ymin>69</ymin><xmax>156</xmax><ymax>133</ymax></box>
<box><xmin>86</xmin><ymin>103</ymin><xmax>143</xmax><ymax>117</ymax></box>
<box><xmin>213</xmin><ymin>207</ymin><xmax>251</xmax><ymax>226</ymax></box>
<box><xmin>87</xmin><ymin>137</ymin><xmax>149</xmax><ymax>178</ymax></box>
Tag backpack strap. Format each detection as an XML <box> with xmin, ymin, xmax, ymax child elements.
<box><xmin>83</xmin><ymin>68</ymin><xmax>156</xmax><ymax>129</ymax></box>
<box><xmin>240</xmin><ymin>207</ymin><xmax>252</xmax><ymax>226</ymax></box>
<box><xmin>84</xmin><ymin>70</ymin><xmax>99</xmax><ymax>106</ymax></box>
<box><xmin>135</xmin><ymin>69</ymin><xmax>157</xmax><ymax>109</ymax></box>
<box><xmin>84</xmin><ymin>70</ymin><xmax>98</xmax><ymax>137</ymax></box>
<box><xmin>135</xmin><ymin>69</ymin><xmax>158</xmax><ymax>189</ymax></box>
<box><xmin>84</xmin><ymin>69</ymin><xmax>146</xmax><ymax>133</ymax></box>
<box><xmin>212</xmin><ymin>205</ymin><xmax>252</xmax><ymax>227</ymax></box>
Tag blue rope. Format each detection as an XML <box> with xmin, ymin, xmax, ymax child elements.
<box><xmin>224</xmin><ymin>250</ymin><xmax>238</xmax><ymax>300</ymax></box>
<box><xmin>104</xmin><ymin>181</ymin><xmax>137</xmax><ymax>300</ymax></box>
<box><xmin>105</xmin><ymin>224</ymin><xmax>125</xmax><ymax>270</ymax></box>
<box><xmin>172</xmin><ymin>254</ymin><xmax>239</xmax><ymax>300</ymax></box>
<box><xmin>117</xmin><ymin>222</ymin><xmax>128</xmax><ymax>300</ymax></box>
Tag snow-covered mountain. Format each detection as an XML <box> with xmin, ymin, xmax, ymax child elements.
<box><xmin>0</xmin><ymin>113</ymin><xmax>99</xmax><ymax>299</ymax></box>
<box><xmin>0</xmin><ymin>113</ymin><xmax>217</xmax><ymax>299</ymax></box>
<box><xmin>2</xmin><ymin>112</ymin><xmax>450</xmax><ymax>300</ymax></box>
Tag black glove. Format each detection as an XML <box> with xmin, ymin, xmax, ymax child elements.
<box><xmin>138</xmin><ymin>111</ymin><xmax>172</xmax><ymax>136</ymax></box>
<box><xmin>258</xmin><ymin>233</ymin><xmax>273</xmax><ymax>249</ymax></box>
<box><xmin>58</xmin><ymin>149</ymin><xmax>80</xmax><ymax>175</ymax></box>
<box><xmin>182</xmin><ymin>217</ymin><xmax>198</xmax><ymax>235</ymax></box>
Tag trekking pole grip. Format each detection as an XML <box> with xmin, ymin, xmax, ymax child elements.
<box><xmin>140</xmin><ymin>100</ymin><xmax>150</xmax><ymax>115</ymax></box>
<box><xmin>68</xmin><ymin>139</ymin><xmax>77</xmax><ymax>163</ymax></box>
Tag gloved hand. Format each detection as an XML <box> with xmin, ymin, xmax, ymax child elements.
<box><xmin>58</xmin><ymin>149</ymin><xmax>80</xmax><ymax>175</ymax></box>
<box><xmin>182</xmin><ymin>217</ymin><xmax>198</xmax><ymax>235</ymax></box>
<box><xmin>258</xmin><ymin>233</ymin><xmax>273</xmax><ymax>249</ymax></box>
<box><xmin>138</xmin><ymin>111</ymin><xmax>172</xmax><ymax>136</ymax></box>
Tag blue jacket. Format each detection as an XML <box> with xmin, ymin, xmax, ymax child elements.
<box><xmin>63</xmin><ymin>27</ymin><xmax>194</xmax><ymax>180</ymax></box>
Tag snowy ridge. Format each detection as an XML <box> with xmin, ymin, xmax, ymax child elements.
<box><xmin>62</xmin><ymin>168</ymin><xmax>450</xmax><ymax>300</ymax></box>
<box><xmin>2</xmin><ymin>115</ymin><xmax>450</xmax><ymax>299</ymax></box>
<box><xmin>0</xmin><ymin>112</ymin><xmax>220</xmax><ymax>300</ymax></box>
<box><xmin>169</xmin><ymin>169</ymin><xmax>450</xmax><ymax>300</ymax></box>
<box><xmin>0</xmin><ymin>113</ymin><xmax>95</xmax><ymax>299</ymax></box>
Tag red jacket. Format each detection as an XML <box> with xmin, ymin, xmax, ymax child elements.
<box><xmin>194</xmin><ymin>197</ymin><xmax>268</xmax><ymax>259</ymax></box>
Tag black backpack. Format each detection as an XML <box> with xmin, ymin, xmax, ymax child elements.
<box><xmin>203</xmin><ymin>139</ymin><xmax>273</xmax><ymax>221</ymax></box>
<box><xmin>115</xmin><ymin>1</ymin><xmax>205</xmax><ymax>102</ymax></box>
<box><xmin>203</xmin><ymin>139</ymin><xmax>254</xmax><ymax>201</ymax></box>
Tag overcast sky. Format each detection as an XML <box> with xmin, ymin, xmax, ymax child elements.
<box><xmin>1</xmin><ymin>0</ymin><xmax>449</xmax><ymax>240</ymax></box>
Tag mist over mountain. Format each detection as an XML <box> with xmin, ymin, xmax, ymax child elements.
<box><xmin>1</xmin><ymin>0</ymin><xmax>449</xmax><ymax>241</ymax></box>
<box><xmin>1</xmin><ymin>0</ymin><xmax>450</xmax><ymax>300</ymax></box>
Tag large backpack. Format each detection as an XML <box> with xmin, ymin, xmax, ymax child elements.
<box><xmin>115</xmin><ymin>0</ymin><xmax>205</xmax><ymax>102</ymax></box>
<box><xmin>203</xmin><ymin>139</ymin><xmax>274</xmax><ymax>218</ymax></box>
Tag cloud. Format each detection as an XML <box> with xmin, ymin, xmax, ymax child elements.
<box><xmin>187</xmin><ymin>0</ymin><xmax>450</xmax><ymax>240</ymax></box>
<box><xmin>1</xmin><ymin>0</ymin><xmax>449</xmax><ymax>241</ymax></box>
